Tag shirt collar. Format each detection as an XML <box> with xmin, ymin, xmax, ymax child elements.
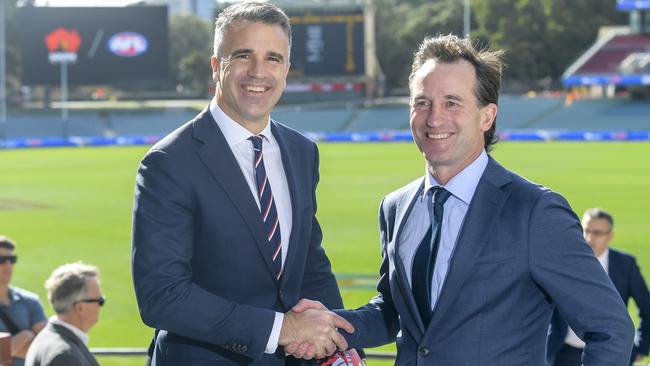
<box><xmin>597</xmin><ymin>248</ymin><xmax>609</xmax><ymax>270</ymax></box>
<box><xmin>424</xmin><ymin>149</ymin><xmax>489</xmax><ymax>204</ymax></box>
<box><xmin>51</xmin><ymin>316</ymin><xmax>90</xmax><ymax>345</ymax></box>
<box><xmin>8</xmin><ymin>287</ymin><xmax>20</xmax><ymax>302</ymax></box>
<box><xmin>209</xmin><ymin>97</ymin><xmax>274</xmax><ymax>146</ymax></box>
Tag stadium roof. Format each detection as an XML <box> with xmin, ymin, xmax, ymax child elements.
<box><xmin>562</xmin><ymin>29</ymin><xmax>650</xmax><ymax>87</ymax></box>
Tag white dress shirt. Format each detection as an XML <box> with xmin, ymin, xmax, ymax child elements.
<box><xmin>209</xmin><ymin>98</ymin><xmax>292</xmax><ymax>354</ymax></box>
<box><xmin>399</xmin><ymin>150</ymin><xmax>488</xmax><ymax>311</ymax></box>
<box><xmin>564</xmin><ymin>249</ymin><xmax>610</xmax><ymax>348</ymax></box>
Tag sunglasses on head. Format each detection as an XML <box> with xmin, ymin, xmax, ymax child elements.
<box><xmin>0</xmin><ymin>255</ymin><xmax>17</xmax><ymax>264</ymax></box>
<box><xmin>76</xmin><ymin>295</ymin><xmax>106</xmax><ymax>307</ymax></box>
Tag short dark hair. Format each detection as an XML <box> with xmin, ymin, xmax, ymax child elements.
<box><xmin>409</xmin><ymin>34</ymin><xmax>504</xmax><ymax>152</ymax></box>
<box><xmin>0</xmin><ymin>236</ymin><xmax>15</xmax><ymax>251</ymax></box>
<box><xmin>213</xmin><ymin>2</ymin><xmax>292</xmax><ymax>60</ymax></box>
<box><xmin>583</xmin><ymin>208</ymin><xmax>614</xmax><ymax>231</ymax></box>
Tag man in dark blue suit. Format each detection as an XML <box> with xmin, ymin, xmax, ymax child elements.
<box><xmin>293</xmin><ymin>34</ymin><xmax>634</xmax><ymax>365</ymax></box>
<box><xmin>131</xmin><ymin>2</ymin><xmax>353</xmax><ymax>365</ymax></box>
<box><xmin>547</xmin><ymin>208</ymin><xmax>650</xmax><ymax>366</ymax></box>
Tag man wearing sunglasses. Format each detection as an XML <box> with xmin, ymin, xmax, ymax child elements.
<box><xmin>25</xmin><ymin>263</ymin><xmax>103</xmax><ymax>366</ymax></box>
<box><xmin>0</xmin><ymin>236</ymin><xmax>47</xmax><ymax>366</ymax></box>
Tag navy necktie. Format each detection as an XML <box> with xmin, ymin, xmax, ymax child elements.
<box><xmin>249</xmin><ymin>135</ymin><xmax>283</xmax><ymax>280</ymax></box>
<box><xmin>411</xmin><ymin>186</ymin><xmax>451</xmax><ymax>326</ymax></box>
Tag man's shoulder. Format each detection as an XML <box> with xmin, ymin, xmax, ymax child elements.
<box><xmin>383</xmin><ymin>177</ymin><xmax>423</xmax><ymax>207</ymax></box>
<box><xmin>9</xmin><ymin>286</ymin><xmax>42</xmax><ymax>304</ymax></box>
<box><xmin>150</xmin><ymin>108</ymin><xmax>208</xmax><ymax>152</ymax></box>
<box><xmin>30</xmin><ymin>324</ymin><xmax>72</xmax><ymax>352</ymax></box>
<box><xmin>609</xmin><ymin>248</ymin><xmax>637</xmax><ymax>264</ymax></box>
<box><xmin>272</xmin><ymin>120</ymin><xmax>316</xmax><ymax>147</ymax></box>
<box><xmin>487</xmin><ymin>157</ymin><xmax>554</xmax><ymax>200</ymax></box>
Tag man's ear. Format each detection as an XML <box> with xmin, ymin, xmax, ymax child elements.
<box><xmin>211</xmin><ymin>55</ymin><xmax>220</xmax><ymax>83</ymax></box>
<box><xmin>480</xmin><ymin>103</ymin><xmax>498</xmax><ymax>132</ymax></box>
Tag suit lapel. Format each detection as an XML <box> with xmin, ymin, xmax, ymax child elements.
<box><xmin>193</xmin><ymin>108</ymin><xmax>280</xmax><ymax>282</ymax></box>
<box><xmin>51</xmin><ymin>323</ymin><xmax>99</xmax><ymax>366</ymax></box>
<box><xmin>607</xmin><ymin>250</ymin><xmax>624</xmax><ymax>295</ymax></box>
<box><xmin>271</xmin><ymin>122</ymin><xmax>302</xmax><ymax>287</ymax></box>
<box><xmin>391</xmin><ymin>179</ymin><xmax>430</xmax><ymax>335</ymax></box>
<box><xmin>427</xmin><ymin>158</ymin><xmax>511</xmax><ymax>329</ymax></box>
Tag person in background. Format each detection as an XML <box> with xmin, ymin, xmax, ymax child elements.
<box><xmin>547</xmin><ymin>208</ymin><xmax>650</xmax><ymax>365</ymax></box>
<box><xmin>25</xmin><ymin>262</ymin><xmax>103</xmax><ymax>366</ymax></box>
<box><xmin>0</xmin><ymin>236</ymin><xmax>47</xmax><ymax>366</ymax></box>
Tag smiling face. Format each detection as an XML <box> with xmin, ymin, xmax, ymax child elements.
<box><xmin>211</xmin><ymin>20</ymin><xmax>290</xmax><ymax>134</ymax></box>
<box><xmin>409</xmin><ymin>59</ymin><xmax>497</xmax><ymax>184</ymax></box>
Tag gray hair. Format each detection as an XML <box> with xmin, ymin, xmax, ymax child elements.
<box><xmin>583</xmin><ymin>207</ymin><xmax>614</xmax><ymax>231</ymax></box>
<box><xmin>45</xmin><ymin>262</ymin><xmax>100</xmax><ymax>314</ymax></box>
<box><xmin>213</xmin><ymin>1</ymin><xmax>292</xmax><ymax>59</ymax></box>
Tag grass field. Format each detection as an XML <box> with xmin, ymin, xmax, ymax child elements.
<box><xmin>1</xmin><ymin>141</ymin><xmax>649</xmax><ymax>366</ymax></box>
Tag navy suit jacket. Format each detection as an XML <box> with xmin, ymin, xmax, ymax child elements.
<box><xmin>132</xmin><ymin>107</ymin><xmax>343</xmax><ymax>365</ymax></box>
<box><xmin>547</xmin><ymin>248</ymin><xmax>650</xmax><ymax>364</ymax></box>
<box><xmin>336</xmin><ymin>156</ymin><xmax>634</xmax><ymax>365</ymax></box>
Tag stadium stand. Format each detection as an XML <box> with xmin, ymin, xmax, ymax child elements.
<box><xmin>575</xmin><ymin>34</ymin><xmax>650</xmax><ymax>75</ymax></box>
<box><xmin>533</xmin><ymin>98</ymin><xmax>650</xmax><ymax>130</ymax></box>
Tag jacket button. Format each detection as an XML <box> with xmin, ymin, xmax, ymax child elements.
<box><xmin>418</xmin><ymin>347</ymin><xmax>430</xmax><ymax>357</ymax></box>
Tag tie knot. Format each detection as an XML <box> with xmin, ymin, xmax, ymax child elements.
<box><xmin>249</xmin><ymin>135</ymin><xmax>264</xmax><ymax>151</ymax></box>
<box><xmin>432</xmin><ymin>187</ymin><xmax>451</xmax><ymax>205</ymax></box>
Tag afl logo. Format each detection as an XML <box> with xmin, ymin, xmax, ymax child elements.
<box><xmin>108</xmin><ymin>32</ymin><xmax>148</xmax><ymax>57</ymax></box>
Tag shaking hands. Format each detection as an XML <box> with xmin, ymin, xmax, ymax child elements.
<box><xmin>279</xmin><ymin>299</ymin><xmax>354</xmax><ymax>360</ymax></box>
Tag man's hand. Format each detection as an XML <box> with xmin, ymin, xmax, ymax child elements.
<box><xmin>11</xmin><ymin>329</ymin><xmax>35</xmax><ymax>358</ymax></box>
<box><xmin>279</xmin><ymin>299</ymin><xmax>354</xmax><ymax>360</ymax></box>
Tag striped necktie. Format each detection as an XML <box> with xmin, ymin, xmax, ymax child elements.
<box><xmin>249</xmin><ymin>135</ymin><xmax>283</xmax><ymax>280</ymax></box>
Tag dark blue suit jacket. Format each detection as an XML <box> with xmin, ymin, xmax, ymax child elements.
<box><xmin>336</xmin><ymin>156</ymin><xmax>634</xmax><ymax>365</ymax></box>
<box><xmin>547</xmin><ymin>248</ymin><xmax>650</xmax><ymax>364</ymax></box>
<box><xmin>131</xmin><ymin>107</ymin><xmax>343</xmax><ymax>365</ymax></box>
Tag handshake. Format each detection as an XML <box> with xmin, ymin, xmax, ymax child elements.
<box><xmin>278</xmin><ymin>299</ymin><xmax>358</xmax><ymax>362</ymax></box>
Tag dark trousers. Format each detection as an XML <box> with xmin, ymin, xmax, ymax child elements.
<box><xmin>552</xmin><ymin>343</ymin><xmax>583</xmax><ymax>366</ymax></box>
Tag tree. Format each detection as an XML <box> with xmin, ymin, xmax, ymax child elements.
<box><xmin>473</xmin><ymin>0</ymin><xmax>550</xmax><ymax>83</ymax></box>
<box><xmin>169</xmin><ymin>14</ymin><xmax>213</xmax><ymax>94</ymax></box>
<box><xmin>544</xmin><ymin>0</ymin><xmax>627</xmax><ymax>80</ymax></box>
<box><xmin>374</xmin><ymin>0</ymin><xmax>467</xmax><ymax>89</ymax></box>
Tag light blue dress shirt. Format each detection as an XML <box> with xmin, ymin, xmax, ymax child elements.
<box><xmin>399</xmin><ymin>150</ymin><xmax>488</xmax><ymax>311</ymax></box>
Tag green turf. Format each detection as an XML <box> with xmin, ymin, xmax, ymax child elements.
<box><xmin>1</xmin><ymin>142</ymin><xmax>649</xmax><ymax>366</ymax></box>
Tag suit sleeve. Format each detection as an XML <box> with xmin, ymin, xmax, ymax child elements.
<box><xmin>628</xmin><ymin>257</ymin><xmax>650</xmax><ymax>356</ymax></box>
<box><xmin>528</xmin><ymin>191</ymin><xmax>634</xmax><ymax>365</ymax></box>
<box><xmin>299</xmin><ymin>144</ymin><xmax>344</xmax><ymax>310</ymax></box>
<box><xmin>132</xmin><ymin>149</ymin><xmax>275</xmax><ymax>360</ymax></box>
<box><xmin>334</xmin><ymin>197</ymin><xmax>400</xmax><ymax>349</ymax></box>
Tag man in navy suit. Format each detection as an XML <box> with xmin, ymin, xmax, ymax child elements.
<box><xmin>131</xmin><ymin>2</ymin><xmax>353</xmax><ymax>365</ymax></box>
<box><xmin>292</xmin><ymin>34</ymin><xmax>633</xmax><ymax>365</ymax></box>
<box><xmin>547</xmin><ymin>208</ymin><xmax>650</xmax><ymax>366</ymax></box>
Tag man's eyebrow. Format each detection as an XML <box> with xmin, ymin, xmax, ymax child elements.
<box><xmin>446</xmin><ymin>94</ymin><xmax>464</xmax><ymax>102</ymax></box>
<box><xmin>229</xmin><ymin>49</ymin><xmax>252</xmax><ymax>58</ymax></box>
<box><xmin>267</xmin><ymin>51</ymin><xmax>285</xmax><ymax>63</ymax></box>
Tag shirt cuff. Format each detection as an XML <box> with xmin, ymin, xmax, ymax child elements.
<box><xmin>265</xmin><ymin>312</ymin><xmax>284</xmax><ymax>354</ymax></box>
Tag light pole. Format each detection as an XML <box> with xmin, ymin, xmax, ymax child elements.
<box><xmin>463</xmin><ymin>0</ymin><xmax>470</xmax><ymax>38</ymax></box>
<box><xmin>0</xmin><ymin>1</ymin><xmax>8</xmax><ymax>142</ymax></box>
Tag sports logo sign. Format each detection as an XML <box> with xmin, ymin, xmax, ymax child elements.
<box><xmin>108</xmin><ymin>32</ymin><xmax>148</xmax><ymax>57</ymax></box>
<box><xmin>45</xmin><ymin>27</ymin><xmax>82</xmax><ymax>64</ymax></box>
